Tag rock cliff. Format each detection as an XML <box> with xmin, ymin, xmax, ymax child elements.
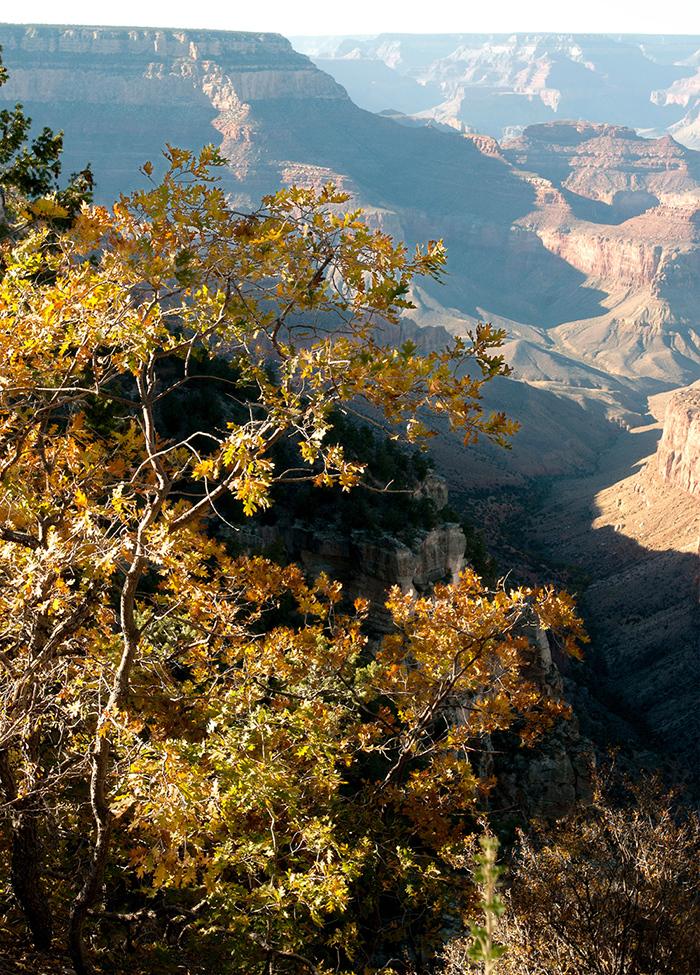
<box><xmin>0</xmin><ymin>24</ymin><xmax>346</xmax><ymax>202</ymax></box>
<box><xmin>237</xmin><ymin>478</ymin><xmax>596</xmax><ymax>817</ymax></box>
<box><xmin>238</xmin><ymin>515</ymin><xmax>467</xmax><ymax>633</ymax></box>
<box><xmin>0</xmin><ymin>25</ymin><xmax>345</xmax><ymax>105</ymax></box>
<box><xmin>657</xmin><ymin>385</ymin><xmax>700</xmax><ymax>497</ymax></box>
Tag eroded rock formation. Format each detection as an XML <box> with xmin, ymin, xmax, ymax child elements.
<box><xmin>657</xmin><ymin>385</ymin><xmax>700</xmax><ymax>497</ymax></box>
<box><xmin>237</xmin><ymin>507</ymin><xmax>467</xmax><ymax>633</ymax></box>
<box><xmin>0</xmin><ymin>24</ymin><xmax>347</xmax><ymax>202</ymax></box>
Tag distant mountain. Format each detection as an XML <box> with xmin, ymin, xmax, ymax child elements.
<box><xmin>291</xmin><ymin>33</ymin><xmax>700</xmax><ymax>147</ymax></box>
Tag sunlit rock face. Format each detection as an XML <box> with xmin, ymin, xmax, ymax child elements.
<box><xmin>657</xmin><ymin>386</ymin><xmax>700</xmax><ymax>498</ymax></box>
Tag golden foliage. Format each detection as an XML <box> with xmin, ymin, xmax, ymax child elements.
<box><xmin>0</xmin><ymin>146</ymin><xmax>580</xmax><ymax>974</ymax></box>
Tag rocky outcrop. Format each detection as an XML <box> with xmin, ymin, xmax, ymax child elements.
<box><xmin>0</xmin><ymin>25</ymin><xmax>345</xmax><ymax>106</ymax></box>
<box><xmin>240</xmin><ymin>486</ymin><xmax>596</xmax><ymax>816</ymax></box>
<box><xmin>492</xmin><ymin>719</ymin><xmax>596</xmax><ymax>820</ymax></box>
<box><xmin>449</xmin><ymin>623</ymin><xmax>596</xmax><ymax>820</ymax></box>
<box><xmin>238</xmin><ymin>519</ymin><xmax>467</xmax><ymax>632</ymax></box>
<box><xmin>657</xmin><ymin>385</ymin><xmax>700</xmax><ymax>497</ymax></box>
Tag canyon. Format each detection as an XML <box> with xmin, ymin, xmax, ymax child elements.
<box><xmin>296</xmin><ymin>33</ymin><xmax>700</xmax><ymax>147</ymax></box>
<box><xmin>2</xmin><ymin>24</ymin><xmax>698</xmax><ymax>431</ymax></box>
<box><xmin>0</xmin><ymin>23</ymin><xmax>698</xmax><ymax>787</ymax></box>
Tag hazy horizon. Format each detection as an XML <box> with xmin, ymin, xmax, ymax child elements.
<box><xmin>1</xmin><ymin>0</ymin><xmax>699</xmax><ymax>40</ymax></box>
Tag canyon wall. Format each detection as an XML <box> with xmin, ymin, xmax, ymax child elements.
<box><xmin>657</xmin><ymin>386</ymin><xmax>700</xmax><ymax>497</ymax></box>
<box><xmin>0</xmin><ymin>25</ymin><xmax>345</xmax><ymax>105</ymax></box>
<box><xmin>0</xmin><ymin>24</ymin><xmax>346</xmax><ymax>202</ymax></box>
<box><xmin>3</xmin><ymin>25</ymin><xmax>700</xmax><ymax>484</ymax></box>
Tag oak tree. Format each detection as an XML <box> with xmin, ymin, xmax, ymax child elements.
<box><xmin>0</xmin><ymin>144</ymin><xmax>581</xmax><ymax>974</ymax></box>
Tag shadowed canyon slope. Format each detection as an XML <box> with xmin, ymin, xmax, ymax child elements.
<box><xmin>525</xmin><ymin>414</ymin><xmax>700</xmax><ymax>785</ymax></box>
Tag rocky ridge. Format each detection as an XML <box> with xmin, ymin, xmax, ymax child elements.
<box><xmin>237</xmin><ymin>473</ymin><xmax>464</xmax><ymax>632</ymax></box>
<box><xmin>0</xmin><ymin>24</ymin><xmax>346</xmax><ymax>202</ymax></box>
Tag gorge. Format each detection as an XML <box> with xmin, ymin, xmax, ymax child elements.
<box><xmin>1</xmin><ymin>21</ymin><xmax>697</xmax><ymax>789</ymax></box>
<box><xmin>0</xmin><ymin>22</ymin><xmax>699</xmax><ymax>975</ymax></box>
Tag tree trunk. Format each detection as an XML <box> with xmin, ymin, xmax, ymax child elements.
<box><xmin>11</xmin><ymin>801</ymin><xmax>54</xmax><ymax>950</ymax></box>
<box><xmin>67</xmin><ymin>735</ymin><xmax>113</xmax><ymax>975</ymax></box>
<box><xmin>0</xmin><ymin>750</ymin><xmax>53</xmax><ymax>950</ymax></box>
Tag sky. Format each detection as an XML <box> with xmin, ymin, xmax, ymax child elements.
<box><xmin>1</xmin><ymin>0</ymin><xmax>699</xmax><ymax>39</ymax></box>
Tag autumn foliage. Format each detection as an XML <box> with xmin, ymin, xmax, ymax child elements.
<box><xmin>0</xmin><ymin>144</ymin><xmax>585</xmax><ymax>974</ymax></box>
<box><xmin>499</xmin><ymin>775</ymin><xmax>700</xmax><ymax>975</ymax></box>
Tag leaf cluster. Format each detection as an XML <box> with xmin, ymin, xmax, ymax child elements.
<box><xmin>0</xmin><ymin>145</ymin><xmax>576</xmax><ymax>974</ymax></box>
<box><xmin>0</xmin><ymin>46</ymin><xmax>94</xmax><ymax>282</ymax></box>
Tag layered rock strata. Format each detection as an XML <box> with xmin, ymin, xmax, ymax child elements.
<box><xmin>657</xmin><ymin>386</ymin><xmax>700</xmax><ymax>497</ymax></box>
<box><xmin>0</xmin><ymin>24</ymin><xmax>346</xmax><ymax>202</ymax></box>
<box><xmin>303</xmin><ymin>33</ymin><xmax>700</xmax><ymax>146</ymax></box>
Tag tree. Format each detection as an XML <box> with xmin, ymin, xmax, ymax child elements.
<box><xmin>0</xmin><ymin>144</ymin><xmax>581</xmax><ymax>974</ymax></box>
<box><xmin>484</xmin><ymin>774</ymin><xmax>700</xmax><ymax>975</ymax></box>
<box><xmin>0</xmin><ymin>44</ymin><xmax>93</xmax><ymax>254</ymax></box>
